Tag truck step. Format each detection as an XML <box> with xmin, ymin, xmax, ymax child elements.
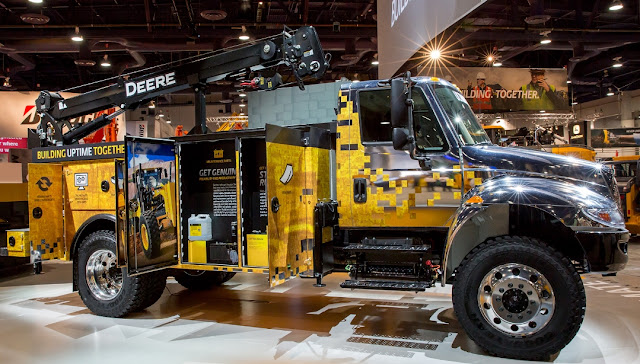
<box><xmin>340</xmin><ymin>279</ymin><xmax>431</xmax><ymax>291</ymax></box>
<box><xmin>344</xmin><ymin>244</ymin><xmax>431</xmax><ymax>252</ymax></box>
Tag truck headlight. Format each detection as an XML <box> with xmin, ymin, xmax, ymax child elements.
<box><xmin>583</xmin><ymin>208</ymin><xmax>625</xmax><ymax>228</ymax></box>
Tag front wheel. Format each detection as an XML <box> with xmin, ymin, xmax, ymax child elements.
<box><xmin>452</xmin><ymin>236</ymin><xmax>585</xmax><ymax>361</ymax></box>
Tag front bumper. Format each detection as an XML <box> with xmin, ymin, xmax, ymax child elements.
<box><xmin>574</xmin><ymin>229</ymin><xmax>629</xmax><ymax>273</ymax></box>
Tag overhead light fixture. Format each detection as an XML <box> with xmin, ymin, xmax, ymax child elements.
<box><xmin>539</xmin><ymin>110</ymin><xmax>546</xmax><ymax>113</ymax></box>
<box><xmin>71</xmin><ymin>26</ymin><xmax>83</xmax><ymax>42</ymax></box>
<box><xmin>567</xmin><ymin>80</ymin><xmax>572</xmax><ymax>84</ymax></box>
<box><xmin>540</xmin><ymin>31</ymin><xmax>552</xmax><ymax>44</ymax></box>
<box><xmin>149</xmin><ymin>101</ymin><xmax>156</xmax><ymax>109</ymax></box>
<box><xmin>100</xmin><ymin>54</ymin><xmax>111</xmax><ymax>67</ymax></box>
<box><xmin>239</xmin><ymin>93</ymin><xmax>246</xmax><ymax>98</ymax></box>
<box><xmin>371</xmin><ymin>60</ymin><xmax>379</xmax><ymax>65</ymax></box>
<box><xmin>493</xmin><ymin>62</ymin><xmax>502</xmax><ymax>67</ymax></box>
<box><xmin>28</xmin><ymin>0</ymin><xmax>43</xmax><ymax>3</ymax></box>
<box><xmin>239</xmin><ymin>112</ymin><xmax>245</xmax><ymax>116</ymax></box>
<box><xmin>166</xmin><ymin>119</ymin><xmax>172</xmax><ymax>123</ymax></box>
<box><xmin>3</xmin><ymin>77</ymin><xmax>11</xmax><ymax>88</ymax></box>
<box><xmin>612</xmin><ymin>57</ymin><xmax>623</xmax><ymax>68</ymax></box>
<box><xmin>572</xmin><ymin>101</ymin><xmax>578</xmax><ymax>105</ymax></box>
<box><xmin>607</xmin><ymin>88</ymin><xmax>615</xmax><ymax>96</ymax></box>
<box><xmin>609</xmin><ymin>0</ymin><xmax>623</xmax><ymax>11</ymax></box>
<box><xmin>239</xmin><ymin>25</ymin><xmax>250</xmax><ymax>41</ymax></box>
<box><xmin>239</xmin><ymin>103</ymin><xmax>246</xmax><ymax>107</ymax></box>
<box><xmin>429</xmin><ymin>49</ymin><xmax>441</xmax><ymax>60</ymax></box>
<box><xmin>487</xmin><ymin>55</ymin><xmax>494</xmax><ymax>62</ymax></box>
<box><xmin>158</xmin><ymin>112</ymin><xmax>165</xmax><ymax>118</ymax></box>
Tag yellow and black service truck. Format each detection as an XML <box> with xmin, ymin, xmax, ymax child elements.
<box><xmin>24</xmin><ymin>29</ymin><xmax>628</xmax><ymax>361</ymax></box>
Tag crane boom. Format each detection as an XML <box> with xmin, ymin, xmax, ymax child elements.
<box><xmin>33</xmin><ymin>26</ymin><xmax>329</xmax><ymax>147</ymax></box>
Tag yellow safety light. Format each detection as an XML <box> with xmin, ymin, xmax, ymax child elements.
<box><xmin>465</xmin><ymin>196</ymin><xmax>483</xmax><ymax>204</ymax></box>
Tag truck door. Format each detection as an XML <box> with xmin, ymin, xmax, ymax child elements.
<box><xmin>335</xmin><ymin>86</ymin><xmax>462</xmax><ymax>229</ymax></box>
<box><xmin>266</xmin><ymin>124</ymin><xmax>316</xmax><ymax>286</ymax></box>
<box><xmin>123</xmin><ymin>136</ymin><xmax>178</xmax><ymax>275</ymax></box>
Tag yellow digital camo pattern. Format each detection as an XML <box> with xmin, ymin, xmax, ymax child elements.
<box><xmin>267</xmin><ymin>141</ymin><xmax>308</xmax><ymax>286</ymax></box>
<box><xmin>335</xmin><ymin>89</ymin><xmax>479</xmax><ymax>228</ymax></box>
<box><xmin>266</xmin><ymin>132</ymin><xmax>331</xmax><ymax>287</ymax></box>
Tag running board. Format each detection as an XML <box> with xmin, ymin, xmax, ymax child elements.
<box><xmin>343</xmin><ymin>244</ymin><xmax>431</xmax><ymax>252</ymax></box>
<box><xmin>340</xmin><ymin>280</ymin><xmax>431</xmax><ymax>291</ymax></box>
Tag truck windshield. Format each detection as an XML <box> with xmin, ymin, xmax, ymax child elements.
<box><xmin>431</xmin><ymin>84</ymin><xmax>491</xmax><ymax>145</ymax></box>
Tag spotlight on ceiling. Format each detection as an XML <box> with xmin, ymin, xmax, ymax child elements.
<box><xmin>3</xmin><ymin>77</ymin><xmax>11</xmax><ymax>88</ymax></box>
<box><xmin>429</xmin><ymin>49</ymin><xmax>441</xmax><ymax>60</ymax></box>
<box><xmin>371</xmin><ymin>60</ymin><xmax>379</xmax><ymax>65</ymax></box>
<box><xmin>239</xmin><ymin>25</ymin><xmax>250</xmax><ymax>41</ymax></box>
<box><xmin>71</xmin><ymin>26</ymin><xmax>83</xmax><ymax>42</ymax></box>
<box><xmin>572</xmin><ymin>101</ymin><xmax>578</xmax><ymax>105</ymax></box>
<box><xmin>239</xmin><ymin>93</ymin><xmax>247</xmax><ymax>98</ymax></box>
<box><xmin>567</xmin><ymin>80</ymin><xmax>572</xmax><ymax>84</ymax></box>
<box><xmin>149</xmin><ymin>101</ymin><xmax>156</xmax><ymax>109</ymax></box>
<box><xmin>28</xmin><ymin>0</ymin><xmax>43</xmax><ymax>3</ymax></box>
<box><xmin>493</xmin><ymin>61</ymin><xmax>503</xmax><ymax>67</ymax></box>
<box><xmin>487</xmin><ymin>55</ymin><xmax>494</xmax><ymax>62</ymax></box>
<box><xmin>612</xmin><ymin>57</ymin><xmax>623</xmax><ymax>68</ymax></box>
<box><xmin>239</xmin><ymin>104</ymin><xmax>246</xmax><ymax>108</ymax></box>
<box><xmin>100</xmin><ymin>54</ymin><xmax>111</xmax><ymax>67</ymax></box>
<box><xmin>540</xmin><ymin>36</ymin><xmax>552</xmax><ymax>44</ymax></box>
<box><xmin>606</xmin><ymin>89</ymin><xmax>615</xmax><ymax>96</ymax></box>
<box><xmin>609</xmin><ymin>0</ymin><xmax>623</xmax><ymax>11</ymax></box>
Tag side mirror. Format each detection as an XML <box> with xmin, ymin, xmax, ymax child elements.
<box><xmin>390</xmin><ymin>78</ymin><xmax>409</xmax><ymax>128</ymax></box>
<box><xmin>392</xmin><ymin>128</ymin><xmax>410</xmax><ymax>150</ymax></box>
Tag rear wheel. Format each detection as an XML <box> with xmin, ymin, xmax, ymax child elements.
<box><xmin>77</xmin><ymin>230</ymin><xmax>164</xmax><ymax>317</ymax></box>
<box><xmin>452</xmin><ymin>236</ymin><xmax>585</xmax><ymax>361</ymax></box>
<box><xmin>174</xmin><ymin>270</ymin><xmax>235</xmax><ymax>290</ymax></box>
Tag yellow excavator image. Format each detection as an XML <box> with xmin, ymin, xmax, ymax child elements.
<box><xmin>131</xmin><ymin>165</ymin><xmax>176</xmax><ymax>258</ymax></box>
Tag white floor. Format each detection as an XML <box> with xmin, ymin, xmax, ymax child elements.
<box><xmin>1</xmin><ymin>263</ymin><xmax>640</xmax><ymax>363</ymax></box>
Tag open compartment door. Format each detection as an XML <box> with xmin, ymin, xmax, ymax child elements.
<box><xmin>124</xmin><ymin>136</ymin><xmax>179</xmax><ymax>275</ymax></box>
<box><xmin>28</xmin><ymin>163</ymin><xmax>64</xmax><ymax>260</ymax></box>
<box><xmin>266</xmin><ymin>124</ymin><xmax>310</xmax><ymax>287</ymax></box>
<box><xmin>115</xmin><ymin>160</ymin><xmax>127</xmax><ymax>267</ymax></box>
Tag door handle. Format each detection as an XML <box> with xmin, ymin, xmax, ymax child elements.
<box><xmin>353</xmin><ymin>178</ymin><xmax>367</xmax><ymax>203</ymax></box>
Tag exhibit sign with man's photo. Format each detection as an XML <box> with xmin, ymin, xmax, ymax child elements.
<box><xmin>429</xmin><ymin>67</ymin><xmax>570</xmax><ymax>113</ymax></box>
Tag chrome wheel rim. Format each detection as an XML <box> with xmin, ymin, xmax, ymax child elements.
<box><xmin>478</xmin><ymin>263</ymin><xmax>555</xmax><ymax>336</ymax></box>
<box><xmin>86</xmin><ymin>249</ymin><xmax>122</xmax><ymax>301</ymax></box>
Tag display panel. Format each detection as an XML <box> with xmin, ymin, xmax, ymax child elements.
<box><xmin>125</xmin><ymin>137</ymin><xmax>178</xmax><ymax>274</ymax></box>
<box><xmin>179</xmin><ymin>139</ymin><xmax>240</xmax><ymax>265</ymax></box>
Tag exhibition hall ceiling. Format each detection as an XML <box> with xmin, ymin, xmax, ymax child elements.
<box><xmin>0</xmin><ymin>0</ymin><xmax>638</xmax><ymax>104</ymax></box>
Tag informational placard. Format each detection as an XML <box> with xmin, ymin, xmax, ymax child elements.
<box><xmin>180</xmin><ymin>139</ymin><xmax>237</xmax><ymax>243</ymax></box>
<box><xmin>377</xmin><ymin>0</ymin><xmax>486</xmax><ymax>78</ymax></box>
